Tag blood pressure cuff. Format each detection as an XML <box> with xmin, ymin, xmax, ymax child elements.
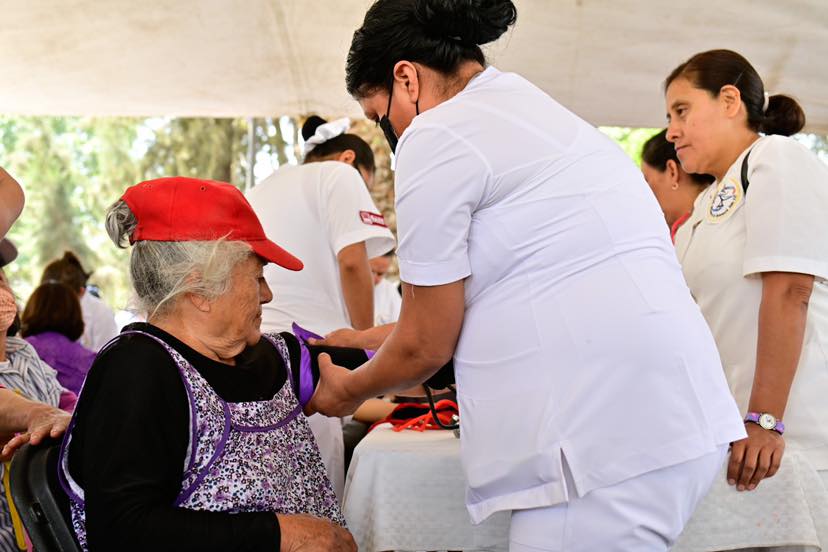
<box><xmin>288</xmin><ymin>322</ymin><xmax>454</xmax><ymax>408</ymax></box>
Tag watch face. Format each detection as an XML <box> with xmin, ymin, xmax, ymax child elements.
<box><xmin>759</xmin><ymin>413</ymin><xmax>777</xmax><ymax>430</ymax></box>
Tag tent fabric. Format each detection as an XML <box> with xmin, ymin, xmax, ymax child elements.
<box><xmin>1</xmin><ymin>0</ymin><xmax>826</xmax><ymax>131</ymax></box>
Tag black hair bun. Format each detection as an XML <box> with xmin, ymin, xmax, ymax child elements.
<box><xmin>761</xmin><ymin>94</ymin><xmax>806</xmax><ymax>137</ymax></box>
<box><xmin>301</xmin><ymin>115</ymin><xmax>328</xmax><ymax>141</ymax></box>
<box><xmin>414</xmin><ymin>0</ymin><xmax>517</xmax><ymax>46</ymax></box>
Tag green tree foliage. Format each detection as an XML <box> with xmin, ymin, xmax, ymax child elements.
<box><xmin>141</xmin><ymin>118</ymin><xmax>248</xmax><ymax>186</ymax></box>
<box><xmin>0</xmin><ymin>115</ymin><xmax>304</xmax><ymax>310</ymax></box>
<box><xmin>600</xmin><ymin>127</ymin><xmax>660</xmax><ymax>165</ymax></box>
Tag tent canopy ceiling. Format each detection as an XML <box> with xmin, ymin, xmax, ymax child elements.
<box><xmin>2</xmin><ymin>0</ymin><xmax>827</xmax><ymax>132</ymax></box>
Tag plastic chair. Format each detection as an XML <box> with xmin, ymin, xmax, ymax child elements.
<box><xmin>8</xmin><ymin>438</ymin><xmax>81</xmax><ymax>552</ymax></box>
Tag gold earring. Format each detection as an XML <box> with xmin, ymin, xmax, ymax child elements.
<box><xmin>671</xmin><ymin>183</ymin><xmax>679</xmax><ymax>190</ymax></box>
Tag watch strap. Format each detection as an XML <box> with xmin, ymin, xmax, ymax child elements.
<box><xmin>744</xmin><ymin>411</ymin><xmax>785</xmax><ymax>434</ymax></box>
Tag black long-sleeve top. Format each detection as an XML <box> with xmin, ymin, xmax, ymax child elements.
<box><xmin>67</xmin><ymin>323</ymin><xmax>304</xmax><ymax>552</ymax></box>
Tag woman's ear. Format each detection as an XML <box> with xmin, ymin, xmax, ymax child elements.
<box><xmin>337</xmin><ymin>150</ymin><xmax>356</xmax><ymax>166</ymax></box>
<box><xmin>187</xmin><ymin>293</ymin><xmax>212</xmax><ymax>313</ymax></box>
<box><xmin>719</xmin><ymin>84</ymin><xmax>743</xmax><ymax>119</ymax></box>
<box><xmin>184</xmin><ymin>273</ymin><xmax>211</xmax><ymax>313</ymax></box>
<box><xmin>666</xmin><ymin>159</ymin><xmax>681</xmax><ymax>190</ymax></box>
<box><xmin>394</xmin><ymin>60</ymin><xmax>420</xmax><ymax>104</ymax></box>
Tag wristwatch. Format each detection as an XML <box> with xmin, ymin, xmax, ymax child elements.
<box><xmin>744</xmin><ymin>412</ymin><xmax>785</xmax><ymax>435</ymax></box>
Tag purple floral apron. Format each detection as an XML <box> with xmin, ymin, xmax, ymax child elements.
<box><xmin>59</xmin><ymin>331</ymin><xmax>344</xmax><ymax>550</ymax></box>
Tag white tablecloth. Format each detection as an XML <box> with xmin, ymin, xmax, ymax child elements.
<box><xmin>342</xmin><ymin>424</ymin><xmax>510</xmax><ymax>552</ymax></box>
<box><xmin>673</xmin><ymin>452</ymin><xmax>828</xmax><ymax>551</ymax></box>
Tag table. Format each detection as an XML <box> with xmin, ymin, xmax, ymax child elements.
<box><xmin>672</xmin><ymin>452</ymin><xmax>828</xmax><ymax>551</ymax></box>
<box><xmin>342</xmin><ymin>424</ymin><xmax>510</xmax><ymax>552</ymax></box>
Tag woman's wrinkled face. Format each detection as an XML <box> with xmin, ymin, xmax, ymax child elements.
<box><xmin>210</xmin><ymin>254</ymin><xmax>273</xmax><ymax>348</ymax></box>
<box><xmin>665</xmin><ymin>77</ymin><xmax>727</xmax><ymax>175</ymax></box>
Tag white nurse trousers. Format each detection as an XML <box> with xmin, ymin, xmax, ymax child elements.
<box><xmin>509</xmin><ymin>445</ymin><xmax>728</xmax><ymax>551</ymax></box>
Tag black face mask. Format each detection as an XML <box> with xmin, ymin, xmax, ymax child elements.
<box><xmin>379</xmin><ymin>116</ymin><xmax>398</xmax><ymax>155</ymax></box>
<box><xmin>378</xmin><ymin>78</ymin><xmax>418</xmax><ymax>155</ymax></box>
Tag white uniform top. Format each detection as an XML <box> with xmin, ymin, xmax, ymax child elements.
<box><xmin>394</xmin><ymin>66</ymin><xmax>746</xmax><ymax>523</ymax></box>
<box><xmin>247</xmin><ymin>162</ymin><xmax>395</xmax><ymax>336</ymax></box>
<box><xmin>80</xmin><ymin>292</ymin><xmax>119</xmax><ymax>352</ymax></box>
<box><xmin>246</xmin><ymin>161</ymin><xmax>395</xmax><ymax>501</ymax></box>
<box><xmin>373</xmin><ymin>278</ymin><xmax>402</xmax><ymax>325</ymax></box>
<box><xmin>675</xmin><ymin>135</ymin><xmax>828</xmax><ymax>470</ymax></box>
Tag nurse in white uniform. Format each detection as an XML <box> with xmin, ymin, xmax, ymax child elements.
<box><xmin>665</xmin><ymin>49</ymin><xmax>828</xmax><ymax>551</ymax></box>
<box><xmin>310</xmin><ymin>2</ymin><xmax>745</xmax><ymax>550</ymax></box>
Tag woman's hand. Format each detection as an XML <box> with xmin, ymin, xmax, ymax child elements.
<box><xmin>0</xmin><ymin>403</ymin><xmax>71</xmax><ymax>461</ymax></box>
<box><xmin>309</xmin><ymin>328</ymin><xmax>365</xmax><ymax>349</ymax></box>
<box><xmin>727</xmin><ymin>422</ymin><xmax>785</xmax><ymax>491</ymax></box>
<box><xmin>277</xmin><ymin>513</ymin><xmax>356</xmax><ymax>552</ymax></box>
<box><xmin>309</xmin><ymin>323</ymin><xmax>396</xmax><ymax>351</ymax></box>
<box><xmin>306</xmin><ymin>354</ymin><xmax>364</xmax><ymax>418</ymax></box>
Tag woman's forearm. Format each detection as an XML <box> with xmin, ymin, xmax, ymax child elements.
<box><xmin>346</xmin><ymin>281</ymin><xmax>465</xmax><ymax>400</ymax></box>
<box><xmin>348</xmin><ymin>323</ymin><xmax>450</xmax><ymax>398</ymax></box>
<box><xmin>748</xmin><ymin>271</ymin><xmax>814</xmax><ymax>419</ymax></box>
<box><xmin>357</xmin><ymin>324</ymin><xmax>395</xmax><ymax>350</ymax></box>
<box><xmin>0</xmin><ymin>389</ymin><xmax>43</xmax><ymax>433</ymax></box>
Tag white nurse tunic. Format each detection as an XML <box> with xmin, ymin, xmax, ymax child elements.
<box><xmin>393</xmin><ymin>66</ymin><xmax>746</xmax><ymax>523</ymax></box>
<box><xmin>674</xmin><ymin>135</ymin><xmax>828</xmax><ymax>469</ymax></box>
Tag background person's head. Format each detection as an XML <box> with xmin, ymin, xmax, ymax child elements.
<box><xmin>664</xmin><ymin>49</ymin><xmax>806</xmax><ymax>179</ymax></box>
<box><xmin>21</xmin><ymin>281</ymin><xmax>85</xmax><ymax>342</ymax></box>
<box><xmin>0</xmin><ymin>269</ymin><xmax>18</xmax><ymax>341</ymax></box>
<box><xmin>302</xmin><ymin>116</ymin><xmax>376</xmax><ymax>186</ymax></box>
<box><xmin>346</xmin><ymin>0</ymin><xmax>517</xmax><ymax>148</ymax></box>
<box><xmin>105</xmin><ymin>177</ymin><xmax>302</xmax><ymax>358</ymax></box>
<box><xmin>369</xmin><ymin>251</ymin><xmax>395</xmax><ymax>286</ymax></box>
<box><xmin>41</xmin><ymin>251</ymin><xmax>91</xmax><ymax>296</ymax></box>
<box><xmin>640</xmin><ymin>129</ymin><xmax>714</xmax><ymax>226</ymax></box>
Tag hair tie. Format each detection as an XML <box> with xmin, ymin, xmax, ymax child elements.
<box><xmin>762</xmin><ymin>91</ymin><xmax>770</xmax><ymax>113</ymax></box>
<box><xmin>303</xmin><ymin>118</ymin><xmax>351</xmax><ymax>155</ymax></box>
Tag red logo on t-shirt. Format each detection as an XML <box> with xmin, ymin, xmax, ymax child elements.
<box><xmin>359</xmin><ymin>211</ymin><xmax>387</xmax><ymax>228</ymax></box>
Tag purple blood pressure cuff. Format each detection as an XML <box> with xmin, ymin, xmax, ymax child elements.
<box><xmin>287</xmin><ymin>323</ymin><xmax>456</xmax><ymax>408</ymax></box>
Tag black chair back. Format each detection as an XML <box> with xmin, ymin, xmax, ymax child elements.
<box><xmin>8</xmin><ymin>439</ymin><xmax>81</xmax><ymax>552</ymax></box>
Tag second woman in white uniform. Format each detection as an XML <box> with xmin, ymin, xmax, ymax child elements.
<box><xmin>665</xmin><ymin>49</ymin><xmax>828</xmax><ymax>551</ymax></box>
<box><xmin>309</xmin><ymin>1</ymin><xmax>745</xmax><ymax>550</ymax></box>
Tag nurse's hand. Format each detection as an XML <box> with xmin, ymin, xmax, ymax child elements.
<box><xmin>277</xmin><ymin>513</ymin><xmax>356</xmax><ymax>552</ymax></box>
<box><xmin>309</xmin><ymin>328</ymin><xmax>365</xmax><ymax>349</ymax></box>
<box><xmin>306</xmin><ymin>353</ymin><xmax>363</xmax><ymax>418</ymax></box>
<box><xmin>309</xmin><ymin>323</ymin><xmax>395</xmax><ymax>351</ymax></box>
<box><xmin>727</xmin><ymin>423</ymin><xmax>785</xmax><ymax>491</ymax></box>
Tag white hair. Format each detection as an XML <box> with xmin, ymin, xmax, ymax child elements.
<box><xmin>105</xmin><ymin>199</ymin><xmax>253</xmax><ymax>318</ymax></box>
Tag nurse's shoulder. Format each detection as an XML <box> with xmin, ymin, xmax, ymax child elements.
<box><xmin>741</xmin><ymin>134</ymin><xmax>828</xmax><ymax>206</ymax></box>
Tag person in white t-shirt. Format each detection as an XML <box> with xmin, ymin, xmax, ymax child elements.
<box><xmin>41</xmin><ymin>251</ymin><xmax>119</xmax><ymax>352</ymax></box>
<box><xmin>246</xmin><ymin>116</ymin><xmax>395</xmax><ymax>500</ymax></box>
<box><xmin>369</xmin><ymin>251</ymin><xmax>401</xmax><ymax>326</ymax></box>
<box><xmin>308</xmin><ymin>2</ymin><xmax>745</xmax><ymax>550</ymax></box>
<box><xmin>665</xmin><ymin>49</ymin><xmax>828</xmax><ymax>551</ymax></box>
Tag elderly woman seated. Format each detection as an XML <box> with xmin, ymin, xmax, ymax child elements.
<box><xmin>59</xmin><ymin>178</ymin><xmax>354</xmax><ymax>552</ymax></box>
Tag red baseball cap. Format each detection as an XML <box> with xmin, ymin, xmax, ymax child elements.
<box><xmin>121</xmin><ymin>177</ymin><xmax>303</xmax><ymax>271</ymax></box>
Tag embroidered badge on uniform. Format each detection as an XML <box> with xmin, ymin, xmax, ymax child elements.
<box><xmin>359</xmin><ymin>211</ymin><xmax>387</xmax><ymax>228</ymax></box>
<box><xmin>706</xmin><ymin>176</ymin><xmax>743</xmax><ymax>223</ymax></box>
